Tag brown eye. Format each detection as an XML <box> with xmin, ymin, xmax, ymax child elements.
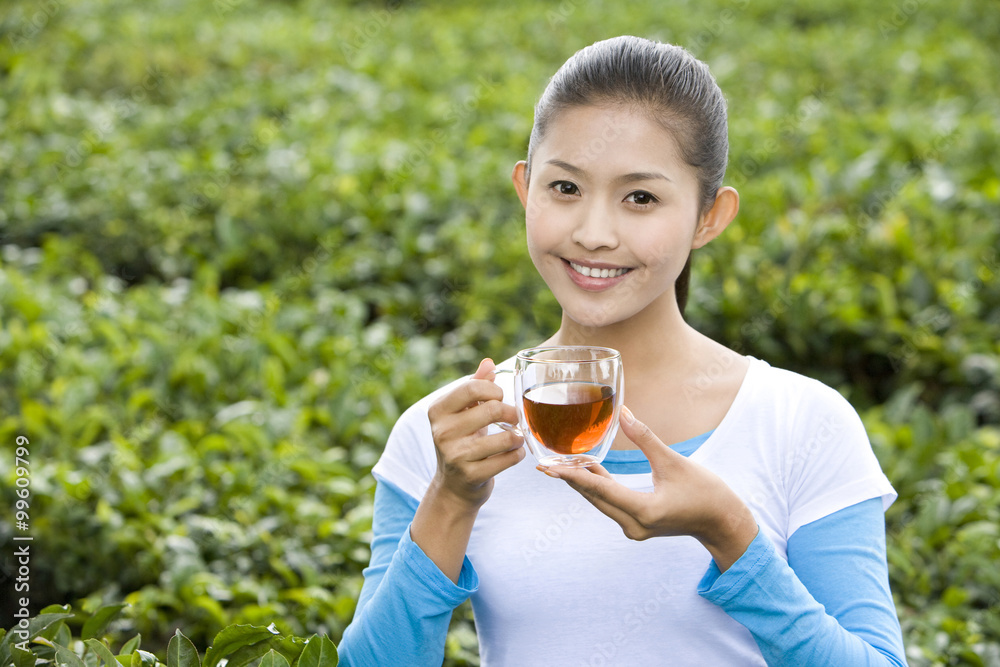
<box><xmin>626</xmin><ymin>191</ymin><xmax>657</xmax><ymax>206</ymax></box>
<box><xmin>550</xmin><ymin>181</ymin><xmax>580</xmax><ymax>196</ymax></box>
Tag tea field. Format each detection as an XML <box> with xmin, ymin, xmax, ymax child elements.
<box><xmin>1</xmin><ymin>0</ymin><xmax>998</xmax><ymax>665</ymax></box>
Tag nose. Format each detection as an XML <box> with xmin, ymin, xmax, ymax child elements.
<box><xmin>570</xmin><ymin>199</ymin><xmax>619</xmax><ymax>251</ymax></box>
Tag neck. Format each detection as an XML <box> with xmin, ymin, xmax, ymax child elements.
<box><xmin>544</xmin><ymin>294</ymin><xmax>701</xmax><ymax>380</ymax></box>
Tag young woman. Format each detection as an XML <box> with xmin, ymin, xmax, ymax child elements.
<box><xmin>339</xmin><ymin>36</ymin><xmax>907</xmax><ymax>666</ymax></box>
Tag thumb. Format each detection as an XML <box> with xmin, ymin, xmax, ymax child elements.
<box><xmin>619</xmin><ymin>406</ymin><xmax>681</xmax><ymax>469</ymax></box>
<box><xmin>473</xmin><ymin>357</ymin><xmax>497</xmax><ymax>381</ymax></box>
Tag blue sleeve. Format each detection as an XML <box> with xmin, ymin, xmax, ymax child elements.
<box><xmin>698</xmin><ymin>498</ymin><xmax>907</xmax><ymax>666</ymax></box>
<box><xmin>338</xmin><ymin>480</ymin><xmax>480</xmax><ymax>667</ymax></box>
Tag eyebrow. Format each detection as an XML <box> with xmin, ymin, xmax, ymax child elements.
<box><xmin>544</xmin><ymin>159</ymin><xmax>673</xmax><ymax>185</ymax></box>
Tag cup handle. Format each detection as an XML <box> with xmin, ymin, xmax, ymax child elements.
<box><xmin>489</xmin><ymin>369</ymin><xmax>523</xmax><ymax>436</ymax></box>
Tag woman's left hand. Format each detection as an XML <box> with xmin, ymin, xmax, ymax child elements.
<box><xmin>542</xmin><ymin>406</ymin><xmax>759</xmax><ymax>572</ymax></box>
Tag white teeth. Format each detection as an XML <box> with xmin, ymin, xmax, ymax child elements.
<box><xmin>569</xmin><ymin>262</ymin><xmax>629</xmax><ymax>279</ymax></box>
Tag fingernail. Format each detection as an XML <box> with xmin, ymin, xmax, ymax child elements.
<box><xmin>621</xmin><ymin>406</ymin><xmax>635</xmax><ymax>424</ymax></box>
<box><xmin>536</xmin><ymin>465</ymin><xmax>560</xmax><ymax>479</ymax></box>
<box><xmin>476</xmin><ymin>358</ymin><xmax>496</xmax><ymax>378</ymax></box>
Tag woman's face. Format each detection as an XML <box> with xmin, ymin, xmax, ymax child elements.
<box><xmin>513</xmin><ymin>104</ymin><xmax>728</xmax><ymax>330</ymax></box>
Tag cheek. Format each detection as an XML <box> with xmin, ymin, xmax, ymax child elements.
<box><xmin>629</xmin><ymin>228</ymin><xmax>693</xmax><ymax>274</ymax></box>
<box><xmin>525</xmin><ymin>233</ymin><xmax>557</xmax><ymax>278</ymax></box>
<box><xmin>524</xmin><ymin>206</ymin><xmax>564</xmax><ymax>253</ymax></box>
<box><xmin>523</xmin><ymin>218</ymin><xmax>548</xmax><ymax>268</ymax></box>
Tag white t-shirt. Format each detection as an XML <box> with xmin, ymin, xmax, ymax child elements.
<box><xmin>372</xmin><ymin>356</ymin><xmax>896</xmax><ymax>666</ymax></box>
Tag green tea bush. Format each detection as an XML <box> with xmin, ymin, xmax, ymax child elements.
<box><xmin>1</xmin><ymin>0</ymin><xmax>999</xmax><ymax>665</ymax></box>
<box><xmin>0</xmin><ymin>604</ymin><xmax>339</xmax><ymax>666</ymax></box>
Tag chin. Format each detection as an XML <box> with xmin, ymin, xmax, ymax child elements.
<box><xmin>563</xmin><ymin>302</ymin><xmax>631</xmax><ymax>331</ymax></box>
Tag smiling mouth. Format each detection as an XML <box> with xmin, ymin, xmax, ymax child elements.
<box><xmin>567</xmin><ymin>260</ymin><xmax>632</xmax><ymax>279</ymax></box>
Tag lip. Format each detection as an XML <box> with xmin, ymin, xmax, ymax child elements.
<box><xmin>561</xmin><ymin>258</ymin><xmax>634</xmax><ymax>292</ymax></box>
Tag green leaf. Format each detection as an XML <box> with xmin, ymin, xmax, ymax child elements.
<box><xmin>202</xmin><ymin>624</ymin><xmax>280</xmax><ymax>667</ymax></box>
<box><xmin>39</xmin><ymin>604</ymin><xmax>73</xmax><ymax>615</ymax></box>
<box><xmin>9</xmin><ymin>644</ymin><xmax>36</xmax><ymax>667</ymax></box>
<box><xmin>221</xmin><ymin>639</ymin><xmax>281</xmax><ymax>667</ymax></box>
<box><xmin>275</xmin><ymin>636</ymin><xmax>308</xmax><ymax>666</ymax></box>
<box><xmin>121</xmin><ymin>634</ymin><xmax>141</xmax><ymax>655</ymax></box>
<box><xmin>222</xmin><ymin>634</ymin><xmax>306</xmax><ymax>667</ymax></box>
<box><xmin>54</xmin><ymin>622</ymin><xmax>73</xmax><ymax>648</ymax></box>
<box><xmin>82</xmin><ymin>605</ymin><xmax>127</xmax><ymax>640</ymax></box>
<box><xmin>29</xmin><ymin>613</ymin><xmax>78</xmax><ymax>638</ymax></box>
<box><xmin>2</xmin><ymin>613</ymin><xmax>76</xmax><ymax>649</ymax></box>
<box><xmin>166</xmin><ymin>630</ymin><xmax>200</xmax><ymax>667</ymax></box>
<box><xmin>85</xmin><ymin>639</ymin><xmax>122</xmax><ymax>667</ymax></box>
<box><xmin>295</xmin><ymin>635</ymin><xmax>338</xmax><ymax>667</ymax></box>
<box><xmin>53</xmin><ymin>642</ymin><xmax>87</xmax><ymax>667</ymax></box>
<box><xmin>258</xmin><ymin>650</ymin><xmax>291</xmax><ymax>667</ymax></box>
<box><xmin>136</xmin><ymin>649</ymin><xmax>159</xmax><ymax>665</ymax></box>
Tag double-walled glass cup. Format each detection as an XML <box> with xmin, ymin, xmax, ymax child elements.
<box><xmin>496</xmin><ymin>346</ymin><xmax>623</xmax><ymax>468</ymax></box>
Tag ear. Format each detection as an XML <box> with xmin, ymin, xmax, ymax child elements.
<box><xmin>511</xmin><ymin>161</ymin><xmax>529</xmax><ymax>209</ymax></box>
<box><xmin>691</xmin><ymin>186</ymin><xmax>739</xmax><ymax>249</ymax></box>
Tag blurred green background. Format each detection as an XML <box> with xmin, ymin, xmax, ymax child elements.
<box><xmin>1</xmin><ymin>0</ymin><xmax>998</xmax><ymax>664</ymax></box>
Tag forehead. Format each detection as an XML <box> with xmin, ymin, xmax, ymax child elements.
<box><xmin>533</xmin><ymin>104</ymin><xmax>692</xmax><ymax>181</ymax></box>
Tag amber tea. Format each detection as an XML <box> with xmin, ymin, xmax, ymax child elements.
<box><xmin>522</xmin><ymin>382</ymin><xmax>616</xmax><ymax>455</ymax></box>
<box><xmin>493</xmin><ymin>346</ymin><xmax>623</xmax><ymax>467</ymax></box>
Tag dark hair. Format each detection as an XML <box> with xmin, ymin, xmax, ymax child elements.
<box><xmin>526</xmin><ymin>36</ymin><xmax>729</xmax><ymax>314</ymax></box>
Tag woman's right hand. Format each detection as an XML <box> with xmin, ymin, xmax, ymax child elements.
<box><xmin>425</xmin><ymin>357</ymin><xmax>525</xmax><ymax>511</ymax></box>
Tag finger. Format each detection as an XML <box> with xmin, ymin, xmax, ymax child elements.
<box><xmin>470</xmin><ymin>357</ymin><xmax>506</xmax><ymax>432</ymax></box>
<box><xmin>546</xmin><ymin>462</ymin><xmax>615</xmax><ymax>482</ymax></box>
<box><xmin>619</xmin><ymin>406</ymin><xmax>686</xmax><ymax>475</ymax></box>
<box><xmin>440</xmin><ymin>428</ymin><xmax>522</xmax><ymax>471</ymax></box>
<box><xmin>468</xmin><ymin>428</ymin><xmax>524</xmax><ymax>462</ymax></box>
<box><xmin>473</xmin><ymin>357</ymin><xmax>497</xmax><ymax>381</ymax></box>
<box><xmin>452</xmin><ymin>434</ymin><xmax>525</xmax><ymax>486</ymax></box>
<box><xmin>432</xmin><ymin>400</ymin><xmax>518</xmax><ymax>449</ymax></box>
<box><xmin>582</xmin><ymin>463</ymin><xmax>614</xmax><ymax>480</ymax></box>
<box><xmin>431</xmin><ymin>377</ymin><xmax>505</xmax><ymax>416</ymax></box>
<box><xmin>454</xmin><ymin>398</ymin><xmax>519</xmax><ymax>436</ymax></box>
<box><xmin>549</xmin><ymin>464</ymin><xmax>650</xmax><ymax>518</ymax></box>
<box><xmin>442</xmin><ymin>444</ymin><xmax>525</xmax><ymax>494</ymax></box>
<box><xmin>430</xmin><ymin>357</ymin><xmax>502</xmax><ymax>417</ymax></box>
<box><xmin>476</xmin><ymin>440</ymin><xmax>527</xmax><ymax>476</ymax></box>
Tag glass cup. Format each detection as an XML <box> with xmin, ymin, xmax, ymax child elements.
<box><xmin>495</xmin><ymin>346</ymin><xmax>623</xmax><ymax>468</ymax></box>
